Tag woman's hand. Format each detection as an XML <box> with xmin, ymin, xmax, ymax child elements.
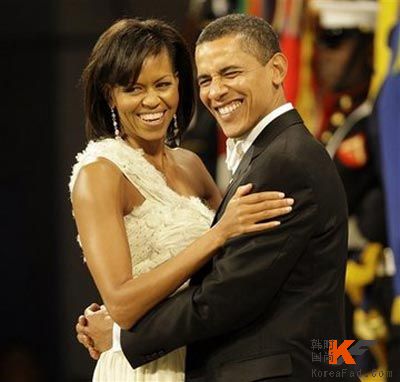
<box><xmin>215</xmin><ymin>183</ymin><xmax>294</xmax><ymax>242</ymax></box>
<box><xmin>76</xmin><ymin>303</ymin><xmax>113</xmax><ymax>359</ymax></box>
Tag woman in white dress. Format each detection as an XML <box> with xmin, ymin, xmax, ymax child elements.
<box><xmin>70</xmin><ymin>19</ymin><xmax>293</xmax><ymax>381</ymax></box>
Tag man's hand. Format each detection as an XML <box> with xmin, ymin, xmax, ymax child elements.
<box><xmin>75</xmin><ymin>303</ymin><xmax>114</xmax><ymax>360</ymax></box>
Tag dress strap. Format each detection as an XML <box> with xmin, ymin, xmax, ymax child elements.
<box><xmin>69</xmin><ymin>138</ymin><xmax>166</xmax><ymax>202</ymax></box>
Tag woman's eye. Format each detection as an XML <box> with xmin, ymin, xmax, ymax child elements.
<box><xmin>157</xmin><ymin>82</ymin><xmax>172</xmax><ymax>89</ymax></box>
<box><xmin>125</xmin><ymin>86</ymin><xmax>142</xmax><ymax>94</ymax></box>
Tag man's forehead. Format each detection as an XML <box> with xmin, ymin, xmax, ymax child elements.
<box><xmin>195</xmin><ymin>35</ymin><xmax>246</xmax><ymax>69</ymax></box>
<box><xmin>196</xmin><ymin>33</ymin><xmax>243</xmax><ymax>52</ymax></box>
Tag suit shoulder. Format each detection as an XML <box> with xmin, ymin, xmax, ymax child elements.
<box><xmin>260</xmin><ymin>124</ymin><xmax>346</xmax><ymax>201</ymax></box>
<box><xmin>257</xmin><ymin>125</ymin><xmax>347</xmax><ymax>224</ymax></box>
<box><xmin>270</xmin><ymin>124</ymin><xmax>333</xmax><ymax>169</ymax></box>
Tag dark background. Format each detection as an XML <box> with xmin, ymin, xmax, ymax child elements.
<box><xmin>1</xmin><ymin>1</ymin><xmax>190</xmax><ymax>381</ymax></box>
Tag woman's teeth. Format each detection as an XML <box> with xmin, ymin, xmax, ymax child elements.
<box><xmin>139</xmin><ymin>111</ymin><xmax>165</xmax><ymax>123</ymax></box>
<box><xmin>217</xmin><ymin>101</ymin><xmax>242</xmax><ymax>116</ymax></box>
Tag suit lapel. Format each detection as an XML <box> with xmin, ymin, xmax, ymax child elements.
<box><xmin>212</xmin><ymin>109</ymin><xmax>303</xmax><ymax>225</ymax></box>
<box><xmin>212</xmin><ymin>146</ymin><xmax>254</xmax><ymax>224</ymax></box>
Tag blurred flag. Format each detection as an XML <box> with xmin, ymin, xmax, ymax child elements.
<box><xmin>295</xmin><ymin>11</ymin><xmax>317</xmax><ymax>134</ymax></box>
<box><xmin>236</xmin><ymin>0</ymin><xmax>248</xmax><ymax>13</ymax></box>
<box><xmin>369</xmin><ymin>0</ymin><xmax>399</xmax><ymax>98</ymax></box>
<box><xmin>234</xmin><ymin>0</ymin><xmax>274</xmax><ymax>18</ymax></box>
<box><xmin>376</xmin><ymin>20</ymin><xmax>400</xmax><ymax>311</ymax></box>
<box><xmin>248</xmin><ymin>0</ymin><xmax>264</xmax><ymax>16</ymax></box>
<box><xmin>273</xmin><ymin>0</ymin><xmax>303</xmax><ymax>104</ymax></box>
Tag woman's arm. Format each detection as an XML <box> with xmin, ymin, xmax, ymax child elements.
<box><xmin>72</xmin><ymin>159</ymin><xmax>292</xmax><ymax>329</ymax></box>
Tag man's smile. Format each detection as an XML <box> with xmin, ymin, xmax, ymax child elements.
<box><xmin>214</xmin><ymin>100</ymin><xmax>243</xmax><ymax>119</ymax></box>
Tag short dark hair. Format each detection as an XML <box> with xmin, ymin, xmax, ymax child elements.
<box><xmin>82</xmin><ymin>18</ymin><xmax>195</xmax><ymax>144</ymax></box>
<box><xmin>196</xmin><ymin>14</ymin><xmax>281</xmax><ymax>64</ymax></box>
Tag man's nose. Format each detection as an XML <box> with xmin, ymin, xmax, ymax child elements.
<box><xmin>141</xmin><ymin>90</ymin><xmax>161</xmax><ymax>108</ymax></box>
<box><xmin>208</xmin><ymin>77</ymin><xmax>228</xmax><ymax>100</ymax></box>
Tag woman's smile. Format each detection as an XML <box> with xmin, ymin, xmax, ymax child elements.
<box><xmin>137</xmin><ymin>110</ymin><xmax>167</xmax><ymax>126</ymax></box>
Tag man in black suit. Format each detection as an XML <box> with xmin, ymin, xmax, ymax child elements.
<box><xmin>79</xmin><ymin>15</ymin><xmax>354</xmax><ymax>381</ymax></box>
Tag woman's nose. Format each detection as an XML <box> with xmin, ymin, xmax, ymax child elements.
<box><xmin>141</xmin><ymin>90</ymin><xmax>161</xmax><ymax>108</ymax></box>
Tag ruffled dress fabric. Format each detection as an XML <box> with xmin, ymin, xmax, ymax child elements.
<box><xmin>69</xmin><ymin>138</ymin><xmax>214</xmax><ymax>382</ymax></box>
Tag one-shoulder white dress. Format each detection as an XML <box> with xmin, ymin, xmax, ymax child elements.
<box><xmin>70</xmin><ymin>138</ymin><xmax>214</xmax><ymax>382</ymax></box>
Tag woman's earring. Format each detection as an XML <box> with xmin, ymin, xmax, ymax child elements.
<box><xmin>173</xmin><ymin>114</ymin><xmax>179</xmax><ymax>136</ymax></box>
<box><xmin>110</xmin><ymin>107</ymin><xmax>120</xmax><ymax>137</ymax></box>
<box><xmin>173</xmin><ymin>114</ymin><xmax>180</xmax><ymax>146</ymax></box>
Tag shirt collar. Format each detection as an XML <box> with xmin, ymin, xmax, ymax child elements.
<box><xmin>226</xmin><ymin>102</ymin><xmax>294</xmax><ymax>174</ymax></box>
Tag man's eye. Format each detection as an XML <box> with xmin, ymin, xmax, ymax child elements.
<box><xmin>224</xmin><ymin>71</ymin><xmax>240</xmax><ymax>78</ymax></box>
<box><xmin>198</xmin><ymin>79</ymin><xmax>211</xmax><ymax>87</ymax></box>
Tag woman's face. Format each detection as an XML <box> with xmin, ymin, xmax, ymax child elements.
<box><xmin>110</xmin><ymin>48</ymin><xmax>179</xmax><ymax>144</ymax></box>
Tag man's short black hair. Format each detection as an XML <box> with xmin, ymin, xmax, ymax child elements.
<box><xmin>196</xmin><ymin>14</ymin><xmax>281</xmax><ymax>64</ymax></box>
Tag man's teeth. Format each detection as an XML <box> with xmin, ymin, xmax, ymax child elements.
<box><xmin>218</xmin><ymin>101</ymin><xmax>242</xmax><ymax>115</ymax></box>
<box><xmin>139</xmin><ymin>112</ymin><xmax>164</xmax><ymax>121</ymax></box>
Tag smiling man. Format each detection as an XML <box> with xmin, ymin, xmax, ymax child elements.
<box><xmin>196</xmin><ymin>34</ymin><xmax>284</xmax><ymax>140</ymax></box>
<box><xmin>78</xmin><ymin>14</ymin><xmax>355</xmax><ymax>381</ymax></box>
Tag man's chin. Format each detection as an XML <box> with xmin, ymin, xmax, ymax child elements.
<box><xmin>220</xmin><ymin>125</ymin><xmax>247</xmax><ymax>139</ymax></box>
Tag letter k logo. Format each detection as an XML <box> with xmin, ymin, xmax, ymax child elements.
<box><xmin>329</xmin><ymin>340</ymin><xmax>356</xmax><ymax>365</ymax></box>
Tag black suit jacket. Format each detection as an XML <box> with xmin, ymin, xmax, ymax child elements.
<box><xmin>121</xmin><ymin>109</ymin><xmax>355</xmax><ymax>381</ymax></box>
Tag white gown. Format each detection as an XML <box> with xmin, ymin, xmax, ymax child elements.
<box><xmin>69</xmin><ymin>137</ymin><xmax>214</xmax><ymax>382</ymax></box>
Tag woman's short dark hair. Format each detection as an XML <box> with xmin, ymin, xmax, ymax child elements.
<box><xmin>82</xmin><ymin>18</ymin><xmax>195</xmax><ymax>145</ymax></box>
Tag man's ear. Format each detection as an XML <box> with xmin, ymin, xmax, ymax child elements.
<box><xmin>270</xmin><ymin>53</ymin><xmax>288</xmax><ymax>86</ymax></box>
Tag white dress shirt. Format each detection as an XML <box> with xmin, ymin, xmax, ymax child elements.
<box><xmin>225</xmin><ymin>102</ymin><xmax>294</xmax><ymax>174</ymax></box>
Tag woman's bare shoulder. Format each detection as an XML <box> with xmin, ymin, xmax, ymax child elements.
<box><xmin>72</xmin><ymin>158</ymin><xmax>124</xmax><ymax>202</ymax></box>
<box><xmin>169</xmin><ymin>147</ymin><xmax>221</xmax><ymax>207</ymax></box>
<box><xmin>169</xmin><ymin>147</ymin><xmax>204</xmax><ymax>168</ymax></box>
